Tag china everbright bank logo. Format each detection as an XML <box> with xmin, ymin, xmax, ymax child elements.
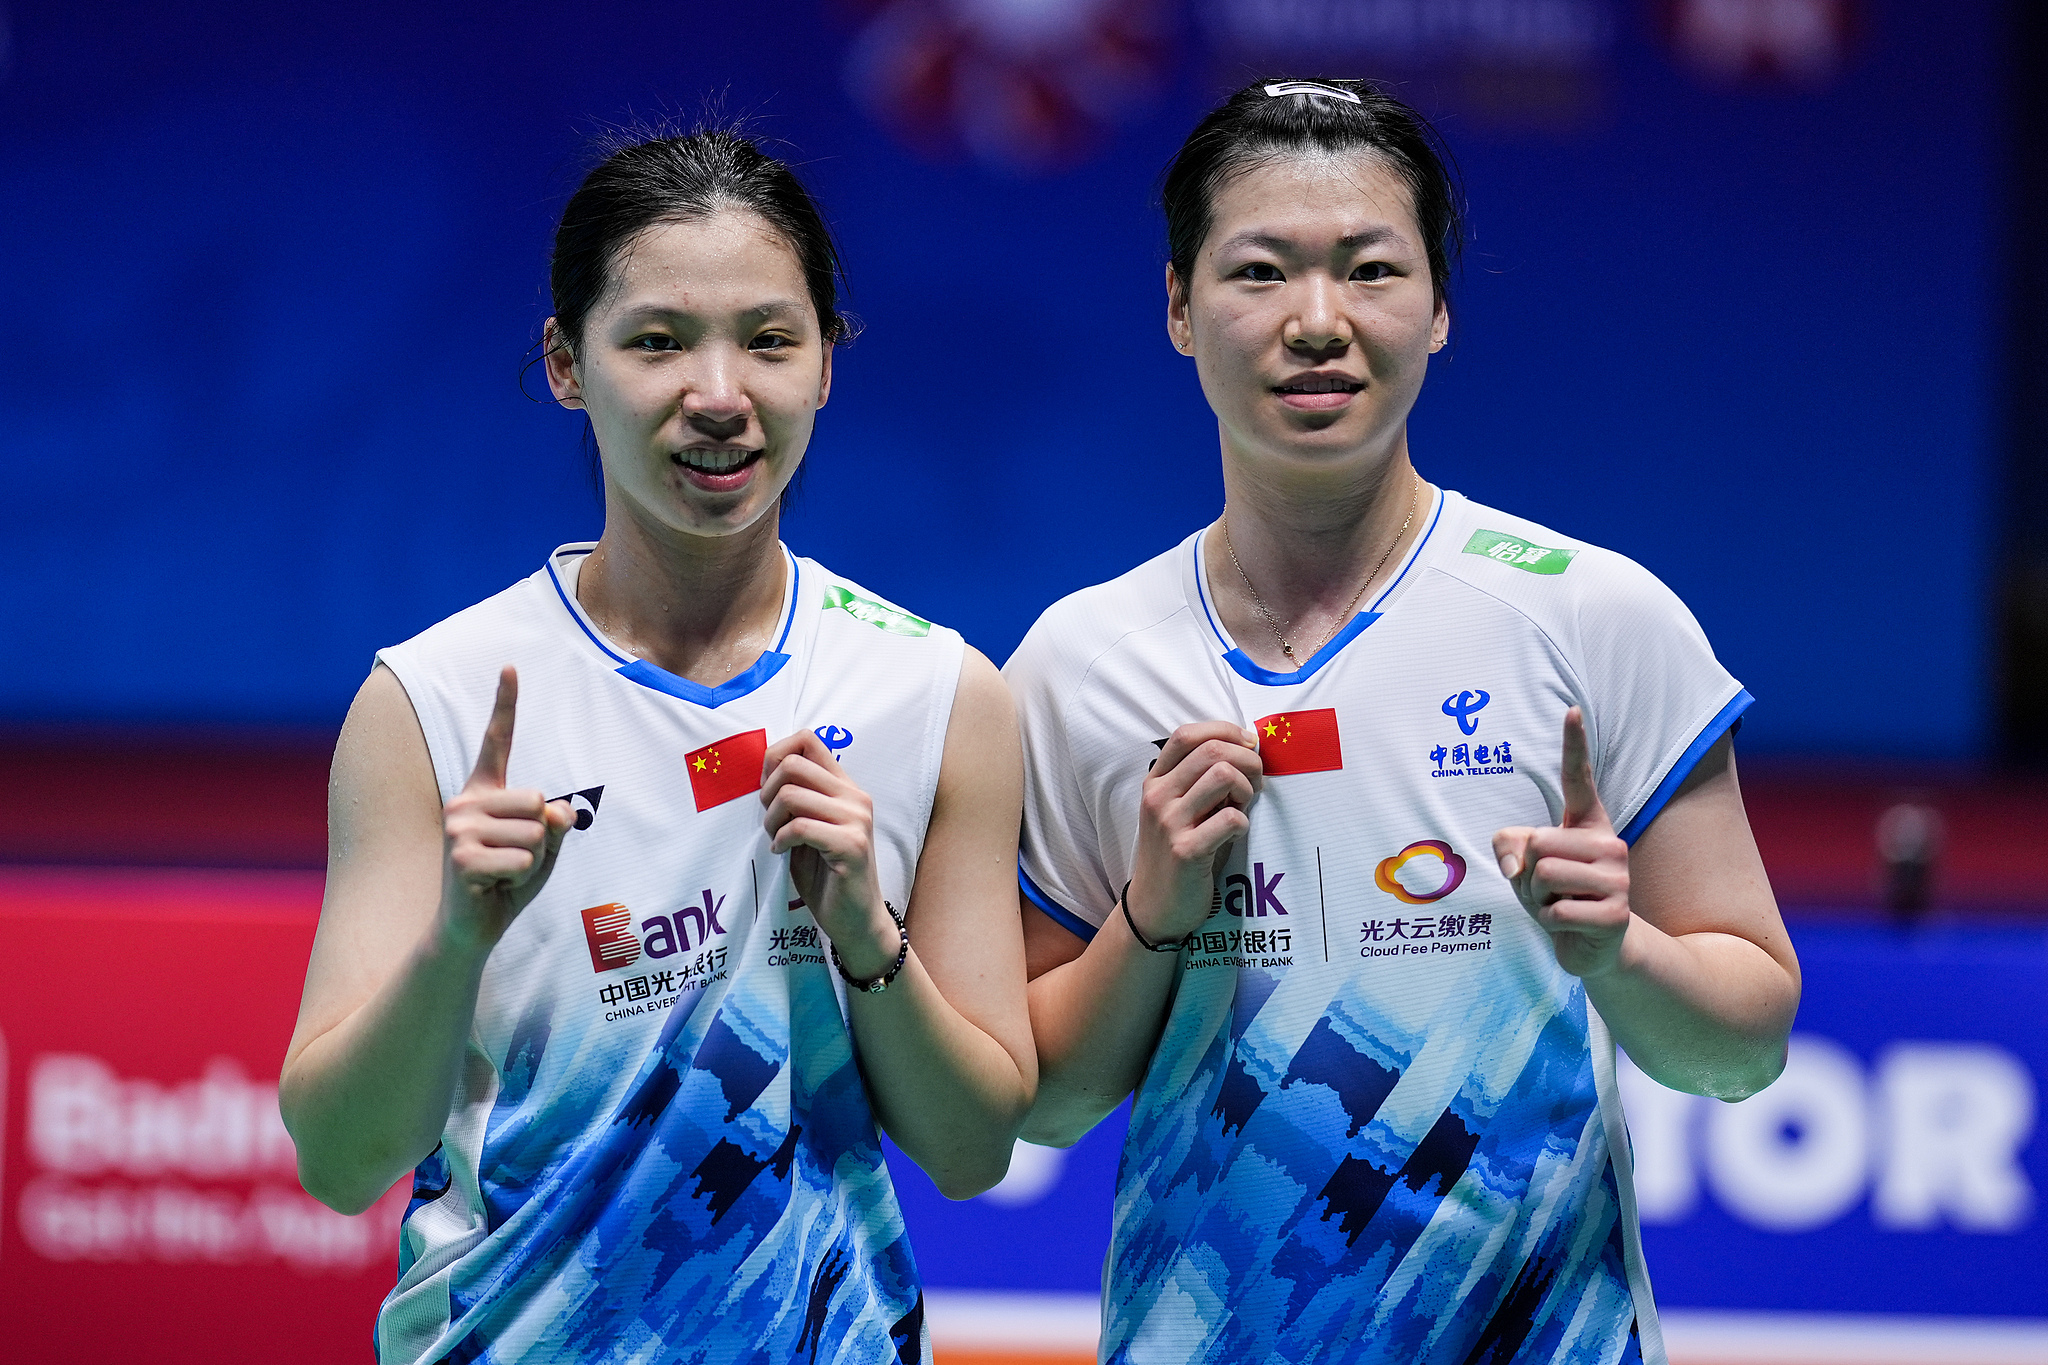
<box><xmin>580</xmin><ymin>892</ymin><xmax>729</xmax><ymax>973</ymax></box>
<box><xmin>582</xmin><ymin>903</ymin><xmax>641</xmax><ymax>971</ymax></box>
<box><xmin>1375</xmin><ymin>840</ymin><xmax>1468</xmax><ymax>905</ymax></box>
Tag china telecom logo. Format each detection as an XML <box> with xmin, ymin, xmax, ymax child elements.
<box><xmin>1441</xmin><ymin>689</ymin><xmax>1491</xmax><ymax>735</ymax></box>
<box><xmin>1375</xmin><ymin>841</ymin><xmax>1468</xmax><ymax>905</ymax></box>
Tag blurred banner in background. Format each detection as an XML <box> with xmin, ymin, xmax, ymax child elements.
<box><xmin>1</xmin><ymin>0</ymin><xmax>2041</xmax><ymax>1359</ymax></box>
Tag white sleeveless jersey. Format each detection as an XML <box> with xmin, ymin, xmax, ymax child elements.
<box><xmin>1007</xmin><ymin>489</ymin><xmax>1750</xmax><ymax>1365</ymax></box>
<box><xmin>372</xmin><ymin>544</ymin><xmax>962</xmax><ymax>1365</ymax></box>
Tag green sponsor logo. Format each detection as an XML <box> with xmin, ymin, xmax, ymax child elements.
<box><xmin>1462</xmin><ymin>530</ymin><xmax>1577</xmax><ymax>575</ymax></box>
<box><xmin>823</xmin><ymin>585</ymin><xmax>931</xmax><ymax>636</ymax></box>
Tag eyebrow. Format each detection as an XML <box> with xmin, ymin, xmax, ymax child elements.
<box><xmin>614</xmin><ymin>298</ymin><xmax>810</xmax><ymax>323</ymax></box>
<box><xmin>1215</xmin><ymin>227</ymin><xmax>1407</xmax><ymax>254</ymax></box>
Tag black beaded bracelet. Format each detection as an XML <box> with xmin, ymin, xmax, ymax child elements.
<box><xmin>1119</xmin><ymin>881</ymin><xmax>1190</xmax><ymax>953</ymax></box>
<box><xmin>832</xmin><ymin>901</ymin><xmax>910</xmax><ymax>993</ymax></box>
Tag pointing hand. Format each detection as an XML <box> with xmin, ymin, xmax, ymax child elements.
<box><xmin>440</xmin><ymin>667</ymin><xmax>576</xmax><ymax>951</ymax></box>
<box><xmin>1489</xmin><ymin>707</ymin><xmax>1633</xmax><ymax>979</ymax></box>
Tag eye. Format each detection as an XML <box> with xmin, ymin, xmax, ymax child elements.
<box><xmin>1234</xmin><ymin>262</ymin><xmax>1284</xmax><ymax>283</ymax></box>
<box><xmin>1351</xmin><ymin>261</ymin><xmax>1395</xmax><ymax>282</ymax></box>
<box><xmin>748</xmin><ymin>332</ymin><xmax>795</xmax><ymax>353</ymax></box>
<box><xmin>629</xmin><ymin>334</ymin><xmax>680</xmax><ymax>352</ymax></box>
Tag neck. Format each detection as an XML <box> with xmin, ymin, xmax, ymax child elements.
<box><xmin>577</xmin><ymin>491</ymin><xmax>791</xmax><ymax>688</ymax></box>
<box><xmin>1206</xmin><ymin>433</ymin><xmax>1428</xmax><ymax>668</ymax></box>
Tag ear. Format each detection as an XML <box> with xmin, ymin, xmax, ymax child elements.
<box><xmin>816</xmin><ymin>335</ymin><xmax>834</xmax><ymax>411</ymax></box>
<box><xmin>543</xmin><ymin>318</ymin><xmax>585</xmax><ymax>409</ymax></box>
<box><xmin>1431</xmin><ymin>298</ymin><xmax>1450</xmax><ymax>353</ymax></box>
<box><xmin>1166</xmin><ymin>263</ymin><xmax>1194</xmax><ymax>356</ymax></box>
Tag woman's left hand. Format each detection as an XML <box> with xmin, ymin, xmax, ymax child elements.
<box><xmin>761</xmin><ymin>729</ymin><xmax>902</xmax><ymax>979</ymax></box>
<box><xmin>1491</xmin><ymin>707</ymin><xmax>1635</xmax><ymax>980</ymax></box>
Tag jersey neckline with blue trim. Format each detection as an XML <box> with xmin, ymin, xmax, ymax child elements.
<box><xmin>542</xmin><ymin>542</ymin><xmax>802</xmax><ymax>709</ymax></box>
<box><xmin>1189</xmin><ymin>485</ymin><xmax>1450</xmax><ymax>687</ymax></box>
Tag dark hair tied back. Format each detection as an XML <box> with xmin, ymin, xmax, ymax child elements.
<box><xmin>1162</xmin><ymin>79</ymin><xmax>1464</xmax><ymax>309</ymax></box>
<box><xmin>550</xmin><ymin>123</ymin><xmax>851</xmax><ymax>355</ymax></box>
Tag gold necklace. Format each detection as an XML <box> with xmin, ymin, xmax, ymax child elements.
<box><xmin>1223</xmin><ymin>473</ymin><xmax>1421</xmax><ymax>665</ymax></box>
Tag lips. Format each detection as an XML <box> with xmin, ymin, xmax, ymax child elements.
<box><xmin>673</xmin><ymin>447</ymin><xmax>764</xmax><ymax>492</ymax></box>
<box><xmin>1273</xmin><ymin>373</ymin><xmax>1364</xmax><ymax>395</ymax></box>
<box><xmin>1273</xmin><ymin>372</ymin><xmax>1364</xmax><ymax>411</ymax></box>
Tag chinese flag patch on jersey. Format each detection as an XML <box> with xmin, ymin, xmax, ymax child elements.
<box><xmin>1256</xmin><ymin>709</ymin><xmax>1343</xmax><ymax>775</ymax></box>
<box><xmin>686</xmin><ymin>729</ymin><xmax>768</xmax><ymax>811</ymax></box>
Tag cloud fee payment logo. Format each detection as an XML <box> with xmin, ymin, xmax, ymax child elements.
<box><xmin>1375</xmin><ymin>840</ymin><xmax>1469</xmax><ymax>905</ymax></box>
<box><xmin>581</xmin><ymin>892</ymin><xmax>729</xmax><ymax>973</ymax></box>
<box><xmin>686</xmin><ymin>729</ymin><xmax>767</xmax><ymax>811</ymax></box>
<box><xmin>1256</xmin><ymin>708</ymin><xmax>1343</xmax><ymax>775</ymax></box>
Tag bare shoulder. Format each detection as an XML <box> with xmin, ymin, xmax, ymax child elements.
<box><xmin>944</xmin><ymin>645</ymin><xmax>1020</xmax><ymax>757</ymax></box>
<box><xmin>287</xmin><ymin>665</ymin><xmax>445</xmax><ymax>1064</ymax></box>
<box><xmin>330</xmin><ymin>665</ymin><xmax>442</xmax><ymax>849</ymax></box>
<box><xmin>929</xmin><ymin>646</ymin><xmax>1022</xmax><ymax>831</ymax></box>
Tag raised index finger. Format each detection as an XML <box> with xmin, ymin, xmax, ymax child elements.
<box><xmin>469</xmin><ymin>666</ymin><xmax>519</xmax><ymax>790</ymax></box>
<box><xmin>1559</xmin><ymin>706</ymin><xmax>1609</xmax><ymax>832</ymax></box>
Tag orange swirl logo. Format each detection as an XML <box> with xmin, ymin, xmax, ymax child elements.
<box><xmin>1374</xmin><ymin>841</ymin><xmax>1468</xmax><ymax>905</ymax></box>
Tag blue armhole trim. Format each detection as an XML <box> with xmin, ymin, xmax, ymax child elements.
<box><xmin>1617</xmin><ymin>688</ymin><xmax>1755</xmax><ymax>846</ymax></box>
<box><xmin>1019</xmin><ymin>863</ymin><xmax>1098</xmax><ymax>942</ymax></box>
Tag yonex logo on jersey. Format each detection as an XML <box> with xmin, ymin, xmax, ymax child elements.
<box><xmin>1463</xmin><ymin>529</ymin><xmax>1577</xmax><ymax>575</ymax></box>
<box><xmin>582</xmin><ymin>903</ymin><xmax>642</xmax><ymax>972</ymax></box>
<box><xmin>549</xmin><ymin>784</ymin><xmax>605</xmax><ymax>830</ymax></box>
<box><xmin>823</xmin><ymin>585</ymin><xmax>931</xmax><ymax>637</ymax></box>
<box><xmin>1441</xmin><ymin>689</ymin><xmax>1490</xmax><ymax>735</ymax></box>
<box><xmin>1374</xmin><ymin>841</ymin><xmax>1469</xmax><ymax>905</ymax></box>
<box><xmin>686</xmin><ymin>730</ymin><xmax>768</xmax><ymax>811</ymax></box>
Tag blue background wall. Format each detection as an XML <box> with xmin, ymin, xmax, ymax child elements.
<box><xmin>0</xmin><ymin>0</ymin><xmax>2003</xmax><ymax>757</ymax></box>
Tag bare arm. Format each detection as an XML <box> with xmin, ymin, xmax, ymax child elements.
<box><xmin>1492</xmin><ymin>710</ymin><xmax>1800</xmax><ymax>1100</ymax></box>
<box><xmin>760</xmin><ymin>648</ymin><xmax>1037</xmax><ymax>1198</ymax></box>
<box><xmin>1018</xmin><ymin>722</ymin><xmax>1263</xmax><ymax>1147</ymax></box>
<box><xmin>279</xmin><ymin>666</ymin><xmax>571</xmax><ymax>1213</ymax></box>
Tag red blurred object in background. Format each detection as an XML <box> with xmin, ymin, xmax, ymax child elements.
<box><xmin>1659</xmin><ymin>0</ymin><xmax>1862</xmax><ymax>86</ymax></box>
<box><xmin>841</xmin><ymin>0</ymin><xmax>1170</xmax><ymax>170</ymax></box>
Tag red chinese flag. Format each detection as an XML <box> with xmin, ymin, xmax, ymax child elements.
<box><xmin>685</xmin><ymin>729</ymin><xmax>768</xmax><ymax>811</ymax></box>
<box><xmin>1256</xmin><ymin>708</ymin><xmax>1343</xmax><ymax>775</ymax></box>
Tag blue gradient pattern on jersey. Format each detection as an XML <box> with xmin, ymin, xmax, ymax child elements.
<box><xmin>1104</xmin><ymin>951</ymin><xmax>1638</xmax><ymax>1365</ymax></box>
<box><xmin>401</xmin><ymin>907</ymin><xmax>925</xmax><ymax>1364</ymax></box>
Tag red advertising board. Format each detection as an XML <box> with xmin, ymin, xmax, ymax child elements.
<box><xmin>0</xmin><ymin>868</ymin><xmax>402</xmax><ymax>1362</ymax></box>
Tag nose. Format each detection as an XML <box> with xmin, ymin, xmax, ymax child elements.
<box><xmin>1284</xmin><ymin>275</ymin><xmax>1350</xmax><ymax>357</ymax></box>
<box><xmin>678</xmin><ymin>348</ymin><xmax>752</xmax><ymax>436</ymax></box>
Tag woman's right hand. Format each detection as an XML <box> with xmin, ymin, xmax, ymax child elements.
<box><xmin>1126</xmin><ymin>722</ymin><xmax>1264</xmax><ymax>944</ymax></box>
<box><xmin>440</xmin><ymin>667</ymin><xmax>575</xmax><ymax>953</ymax></box>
